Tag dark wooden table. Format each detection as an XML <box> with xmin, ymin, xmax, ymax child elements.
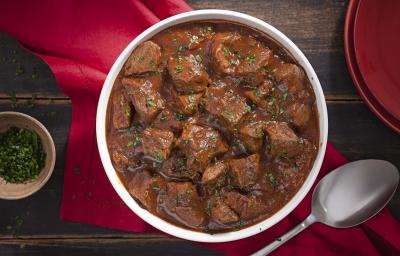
<box><xmin>0</xmin><ymin>1</ymin><xmax>399</xmax><ymax>255</ymax></box>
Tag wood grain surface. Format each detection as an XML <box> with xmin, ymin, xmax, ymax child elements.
<box><xmin>0</xmin><ymin>1</ymin><xmax>398</xmax><ymax>255</ymax></box>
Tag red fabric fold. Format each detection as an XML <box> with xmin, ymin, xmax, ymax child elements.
<box><xmin>1</xmin><ymin>1</ymin><xmax>399</xmax><ymax>255</ymax></box>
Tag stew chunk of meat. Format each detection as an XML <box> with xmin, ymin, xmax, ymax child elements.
<box><xmin>142</xmin><ymin>128</ymin><xmax>175</xmax><ymax>161</ymax></box>
<box><xmin>272</xmin><ymin>63</ymin><xmax>305</xmax><ymax>93</ymax></box>
<box><xmin>224</xmin><ymin>191</ymin><xmax>267</xmax><ymax>220</ymax></box>
<box><xmin>265</xmin><ymin>121</ymin><xmax>300</xmax><ymax>158</ymax></box>
<box><xmin>211</xmin><ymin>32</ymin><xmax>273</xmax><ymax>84</ymax></box>
<box><xmin>229</xmin><ymin>154</ymin><xmax>261</xmax><ymax>189</ymax></box>
<box><xmin>176</xmin><ymin>93</ymin><xmax>203</xmax><ymax>115</ymax></box>
<box><xmin>111</xmin><ymin>89</ymin><xmax>131</xmax><ymax>129</ymax></box>
<box><xmin>124</xmin><ymin>41</ymin><xmax>161</xmax><ymax>75</ymax></box>
<box><xmin>177</xmin><ymin>124</ymin><xmax>228</xmax><ymax>172</ymax></box>
<box><xmin>287</xmin><ymin>102</ymin><xmax>311</xmax><ymax>128</ymax></box>
<box><xmin>211</xmin><ymin>201</ymin><xmax>239</xmax><ymax>224</ymax></box>
<box><xmin>153</xmin><ymin>109</ymin><xmax>185</xmax><ymax>132</ymax></box>
<box><xmin>238</xmin><ymin>117</ymin><xmax>267</xmax><ymax>153</ymax></box>
<box><xmin>127</xmin><ymin>170</ymin><xmax>165</xmax><ymax>212</ymax></box>
<box><xmin>168</xmin><ymin>54</ymin><xmax>209</xmax><ymax>93</ymax></box>
<box><xmin>202</xmin><ymin>162</ymin><xmax>228</xmax><ymax>185</ymax></box>
<box><xmin>204</xmin><ymin>81</ymin><xmax>250</xmax><ymax>126</ymax></box>
<box><xmin>160</xmin><ymin>152</ymin><xmax>199</xmax><ymax>180</ymax></box>
<box><xmin>162</xmin><ymin>182</ymin><xmax>206</xmax><ymax>228</ymax></box>
<box><xmin>244</xmin><ymin>80</ymin><xmax>273</xmax><ymax>109</ymax></box>
<box><xmin>122</xmin><ymin>75</ymin><xmax>166</xmax><ymax>124</ymax></box>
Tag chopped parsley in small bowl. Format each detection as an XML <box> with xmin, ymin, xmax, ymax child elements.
<box><xmin>0</xmin><ymin>111</ymin><xmax>55</xmax><ymax>199</ymax></box>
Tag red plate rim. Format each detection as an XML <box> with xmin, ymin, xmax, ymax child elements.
<box><xmin>354</xmin><ymin>0</ymin><xmax>400</xmax><ymax>121</ymax></box>
<box><xmin>344</xmin><ymin>0</ymin><xmax>400</xmax><ymax>134</ymax></box>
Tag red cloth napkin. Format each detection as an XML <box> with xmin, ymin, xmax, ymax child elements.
<box><xmin>1</xmin><ymin>1</ymin><xmax>399</xmax><ymax>255</ymax></box>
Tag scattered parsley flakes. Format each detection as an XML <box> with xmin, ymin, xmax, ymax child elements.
<box><xmin>15</xmin><ymin>64</ymin><xmax>24</xmax><ymax>76</ymax></box>
<box><xmin>246</xmin><ymin>54</ymin><xmax>256</xmax><ymax>63</ymax></box>
<box><xmin>124</xmin><ymin>106</ymin><xmax>131</xmax><ymax>117</ymax></box>
<box><xmin>189</xmin><ymin>35</ymin><xmax>199</xmax><ymax>47</ymax></box>
<box><xmin>245</xmin><ymin>104</ymin><xmax>252</xmax><ymax>112</ymax></box>
<box><xmin>265</xmin><ymin>172</ymin><xmax>278</xmax><ymax>185</ymax></box>
<box><xmin>146</xmin><ymin>98</ymin><xmax>157</xmax><ymax>107</ymax></box>
<box><xmin>8</xmin><ymin>91</ymin><xmax>17</xmax><ymax>108</ymax></box>
<box><xmin>268</xmin><ymin>98</ymin><xmax>275</xmax><ymax>106</ymax></box>
<box><xmin>175</xmin><ymin>65</ymin><xmax>184</xmax><ymax>73</ymax></box>
<box><xmin>194</xmin><ymin>54</ymin><xmax>202</xmax><ymax>63</ymax></box>
<box><xmin>174</xmin><ymin>112</ymin><xmax>185</xmax><ymax>121</ymax></box>
<box><xmin>282</xmin><ymin>92</ymin><xmax>288</xmax><ymax>101</ymax></box>
<box><xmin>154</xmin><ymin>152</ymin><xmax>164</xmax><ymax>162</ymax></box>
<box><xmin>223</xmin><ymin>47</ymin><xmax>230</xmax><ymax>53</ymax></box>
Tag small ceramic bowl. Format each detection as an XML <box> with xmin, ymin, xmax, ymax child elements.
<box><xmin>97</xmin><ymin>10</ymin><xmax>328</xmax><ymax>242</ymax></box>
<box><xmin>0</xmin><ymin>111</ymin><xmax>56</xmax><ymax>200</ymax></box>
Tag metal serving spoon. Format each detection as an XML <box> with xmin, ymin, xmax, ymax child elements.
<box><xmin>252</xmin><ymin>159</ymin><xmax>399</xmax><ymax>256</ymax></box>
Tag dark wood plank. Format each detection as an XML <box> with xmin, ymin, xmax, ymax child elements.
<box><xmin>188</xmin><ymin>0</ymin><xmax>356</xmax><ymax>96</ymax></box>
<box><xmin>328</xmin><ymin>101</ymin><xmax>400</xmax><ymax>219</ymax></box>
<box><xmin>0</xmin><ymin>1</ymin><xmax>399</xmax><ymax>254</ymax></box>
<box><xmin>0</xmin><ymin>0</ymin><xmax>357</xmax><ymax>98</ymax></box>
<box><xmin>0</xmin><ymin>33</ymin><xmax>65</xmax><ymax>97</ymax></box>
<box><xmin>0</xmin><ymin>238</ymin><xmax>222</xmax><ymax>256</ymax></box>
<box><xmin>0</xmin><ymin>100</ymin><xmax>398</xmax><ymax>239</ymax></box>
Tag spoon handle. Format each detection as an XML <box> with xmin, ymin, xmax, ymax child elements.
<box><xmin>251</xmin><ymin>214</ymin><xmax>317</xmax><ymax>256</ymax></box>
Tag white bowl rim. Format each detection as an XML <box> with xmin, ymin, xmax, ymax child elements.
<box><xmin>96</xmin><ymin>9</ymin><xmax>328</xmax><ymax>243</ymax></box>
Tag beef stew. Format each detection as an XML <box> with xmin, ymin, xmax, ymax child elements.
<box><xmin>106</xmin><ymin>21</ymin><xmax>319</xmax><ymax>233</ymax></box>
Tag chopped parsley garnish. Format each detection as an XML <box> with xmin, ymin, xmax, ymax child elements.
<box><xmin>223</xmin><ymin>47</ymin><xmax>230</xmax><ymax>53</ymax></box>
<box><xmin>271</xmin><ymin>67</ymin><xmax>278</xmax><ymax>73</ymax></box>
<box><xmin>8</xmin><ymin>91</ymin><xmax>17</xmax><ymax>108</ymax></box>
<box><xmin>233</xmin><ymin>50</ymin><xmax>241</xmax><ymax>57</ymax></box>
<box><xmin>265</xmin><ymin>172</ymin><xmax>278</xmax><ymax>185</ymax></box>
<box><xmin>127</xmin><ymin>134</ymin><xmax>142</xmax><ymax>147</ymax></box>
<box><xmin>282</xmin><ymin>92</ymin><xmax>288</xmax><ymax>101</ymax></box>
<box><xmin>189</xmin><ymin>35</ymin><xmax>199</xmax><ymax>45</ymax></box>
<box><xmin>253</xmin><ymin>88</ymin><xmax>261</xmax><ymax>97</ymax></box>
<box><xmin>194</xmin><ymin>54</ymin><xmax>202</xmax><ymax>63</ymax></box>
<box><xmin>267</xmin><ymin>98</ymin><xmax>275</xmax><ymax>106</ymax></box>
<box><xmin>176</xmin><ymin>194</ymin><xmax>184</xmax><ymax>201</ymax></box>
<box><xmin>174</xmin><ymin>112</ymin><xmax>185</xmax><ymax>121</ymax></box>
<box><xmin>124</xmin><ymin>106</ymin><xmax>131</xmax><ymax>116</ymax></box>
<box><xmin>151</xmin><ymin>183</ymin><xmax>160</xmax><ymax>192</ymax></box>
<box><xmin>154</xmin><ymin>152</ymin><xmax>164</xmax><ymax>161</ymax></box>
<box><xmin>245</xmin><ymin>104</ymin><xmax>252</xmax><ymax>112</ymax></box>
<box><xmin>246</xmin><ymin>54</ymin><xmax>256</xmax><ymax>63</ymax></box>
<box><xmin>177</xmin><ymin>44</ymin><xmax>183</xmax><ymax>53</ymax></box>
<box><xmin>26</xmin><ymin>94</ymin><xmax>36</xmax><ymax>108</ymax></box>
<box><xmin>247</xmin><ymin>175</ymin><xmax>256</xmax><ymax>182</ymax></box>
<box><xmin>146</xmin><ymin>98</ymin><xmax>157</xmax><ymax>107</ymax></box>
<box><xmin>0</xmin><ymin>127</ymin><xmax>46</xmax><ymax>183</ymax></box>
<box><xmin>249</xmin><ymin>101</ymin><xmax>258</xmax><ymax>111</ymax></box>
<box><xmin>15</xmin><ymin>64</ymin><xmax>24</xmax><ymax>76</ymax></box>
<box><xmin>175</xmin><ymin>65</ymin><xmax>183</xmax><ymax>73</ymax></box>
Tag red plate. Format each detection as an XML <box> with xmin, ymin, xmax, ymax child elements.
<box><xmin>354</xmin><ymin>0</ymin><xmax>400</xmax><ymax>121</ymax></box>
<box><xmin>344</xmin><ymin>0</ymin><xmax>400</xmax><ymax>134</ymax></box>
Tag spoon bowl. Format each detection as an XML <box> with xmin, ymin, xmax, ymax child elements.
<box><xmin>252</xmin><ymin>159</ymin><xmax>399</xmax><ymax>256</ymax></box>
<box><xmin>312</xmin><ymin>160</ymin><xmax>399</xmax><ymax>228</ymax></box>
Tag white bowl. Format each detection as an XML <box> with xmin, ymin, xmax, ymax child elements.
<box><xmin>96</xmin><ymin>10</ymin><xmax>328</xmax><ymax>243</ymax></box>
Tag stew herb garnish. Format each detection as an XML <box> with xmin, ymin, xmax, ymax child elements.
<box><xmin>0</xmin><ymin>127</ymin><xmax>46</xmax><ymax>183</ymax></box>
